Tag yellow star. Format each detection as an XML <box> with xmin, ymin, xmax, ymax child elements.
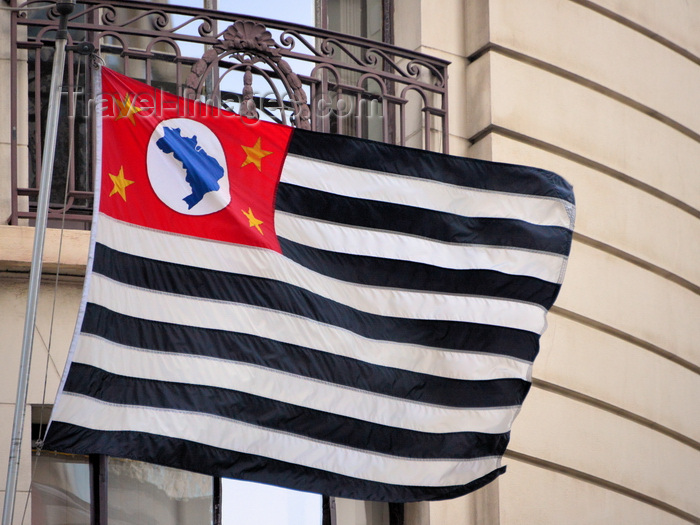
<box><xmin>241</xmin><ymin>207</ymin><xmax>264</xmax><ymax>235</ymax></box>
<box><xmin>240</xmin><ymin>137</ymin><xmax>273</xmax><ymax>171</ymax></box>
<box><xmin>114</xmin><ymin>94</ymin><xmax>144</xmax><ymax>124</ymax></box>
<box><xmin>108</xmin><ymin>166</ymin><xmax>135</xmax><ymax>201</ymax></box>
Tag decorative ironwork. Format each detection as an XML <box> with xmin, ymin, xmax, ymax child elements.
<box><xmin>9</xmin><ymin>0</ymin><xmax>450</xmax><ymax>227</ymax></box>
<box><xmin>185</xmin><ymin>20</ymin><xmax>311</xmax><ymax>129</ymax></box>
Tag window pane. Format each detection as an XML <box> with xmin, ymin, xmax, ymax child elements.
<box><xmin>222</xmin><ymin>479</ymin><xmax>322</xmax><ymax>525</ymax></box>
<box><xmin>107</xmin><ymin>458</ymin><xmax>213</xmax><ymax>525</ymax></box>
<box><xmin>31</xmin><ymin>452</ymin><xmax>91</xmax><ymax>525</ymax></box>
<box><xmin>166</xmin><ymin>0</ymin><xmax>315</xmax><ymax>26</ymax></box>
<box><xmin>326</xmin><ymin>0</ymin><xmax>385</xmax><ymax>40</ymax></box>
<box><xmin>334</xmin><ymin>499</ymin><xmax>390</xmax><ymax>525</ymax></box>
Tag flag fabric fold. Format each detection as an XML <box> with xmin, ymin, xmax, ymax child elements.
<box><xmin>44</xmin><ymin>67</ymin><xmax>575</xmax><ymax>502</ymax></box>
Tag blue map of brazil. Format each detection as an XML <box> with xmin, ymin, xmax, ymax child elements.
<box><xmin>156</xmin><ymin>126</ymin><xmax>225</xmax><ymax>209</ymax></box>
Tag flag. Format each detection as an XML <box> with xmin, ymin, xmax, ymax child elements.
<box><xmin>44</xmin><ymin>67</ymin><xmax>575</xmax><ymax>502</ymax></box>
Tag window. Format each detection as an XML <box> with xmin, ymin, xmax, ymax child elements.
<box><xmin>107</xmin><ymin>458</ymin><xmax>213</xmax><ymax>525</ymax></box>
<box><xmin>322</xmin><ymin>0</ymin><xmax>390</xmax><ymax>42</ymax></box>
<box><xmin>30</xmin><ymin>453</ymin><xmax>217</xmax><ymax>525</ymax></box>
<box><xmin>31</xmin><ymin>452</ymin><xmax>91</xmax><ymax>525</ymax></box>
<box><xmin>30</xmin><ymin>408</ymin><xmax>217</xmax><ymax>525</ymax></box>
<box><xmin>329</xmin><ymin>499</ymin><xmax>404</xmax><ymax>525</ymax></box>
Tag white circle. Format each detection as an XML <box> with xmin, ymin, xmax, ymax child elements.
<box><xmin>147</xmin><ymin>118</ymin><xmax>230</xmax><ymax>215</ymax></box>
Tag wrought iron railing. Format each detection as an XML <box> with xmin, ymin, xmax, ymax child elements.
<box><xmin>9</xmin><ymin>0</ymin><xmax>449</xmax><ymax>227</ymax></box>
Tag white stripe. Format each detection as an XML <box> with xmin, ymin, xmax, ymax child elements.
<box><xmin>276</xmin><ymin>212</ymin><xmax>566</xmax><ymax>285</ymax></box>
<box><xmin>73</xmin><ymin>335</ymin><xmax>519</xmax><ymax>434</ymax></box>
<box><xmin>52</xmin><ymin>394</ymin><xmax>503</xmax><ymax>487</ymax></box>
<box><xmin>281</xmin><ymin>154</ymin><xmax>574</xmax><ymax>229</ymax></box>
<box><xmin>98</xmin><ymin>214</ymin><xmax>548</xmax><ymax>334</ymax></box>
<box><xmin>87</xmin><ymin>276</ymin><xmax>522</xmax><ymax>433</ymax></box>
<box><xmin>96</xmin><ymin>221</ymin><xmax>533</xmax><ymax>381</ymax></box>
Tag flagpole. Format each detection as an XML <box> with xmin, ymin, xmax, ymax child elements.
<box><xmin>2</xmin><ymin>1</ymin><xmax>75</xmax><ymax>524</ymax></box>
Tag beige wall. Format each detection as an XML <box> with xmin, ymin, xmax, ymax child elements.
<box><xmin>0</xmin><ymin>226</ymin><xmax>87</xmax><ymax>524</ymax></box>
<box><xmin>0</xmin><ymin>7</ymin><xmax>27</xmax><ymax>226</ymax></box>
<box><xmin>0</xmin><ymin>278</ymin><xmax>83</xmax><ymax>524</ymax></box>
<box><xmin>399</xmin><ymin>0</ymin><xmax>700</xmax><ymax>523</ymax></box>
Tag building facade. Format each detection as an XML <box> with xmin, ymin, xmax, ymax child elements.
<box><xmin>1</xmin><ymin>1</ymin><xmax>698</xmax><ymax>524</ymax></box>
<box><xmin>447</xmin><ymin>1</ymin><xmax>700</xmax><ymax>523</ymax></box>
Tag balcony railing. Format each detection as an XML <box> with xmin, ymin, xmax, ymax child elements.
<box><xmin>9</xmin><ymin>0</ymin><xmax>449</xmax><ymax>228</ymax></box>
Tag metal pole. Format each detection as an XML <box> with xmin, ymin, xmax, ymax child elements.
<box><xmin>2</xmin><ymin>2</ymin><xmax>75</xmax><ymax>524</ymax></box>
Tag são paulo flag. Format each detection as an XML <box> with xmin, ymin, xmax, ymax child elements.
<box><xmin>44</xmin><ymin>67</ymin><xmax>575</xmax><ymax>502</ymax></box>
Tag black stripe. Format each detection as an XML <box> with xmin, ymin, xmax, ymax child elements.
<box><xmin>61</xmin><ymin>363</ymin><xmax>512</xmax><ymax>460</ymax></box>
<box><xmin>280</xmin><ymin>237</ymin><xmax>561</xmax><ymax>309</ymax></box>
<box><xmin>288</xmin><ymin>128</ymin><xmax>575</xmax><ymax>204</ymax></box>
<box><xmin>93</xmin><ymin>243</ymin><xmax>543</xmax><ymax>356</ymax></box>
<box><xmin>277</xmin><ymin>183</ymin><xmax>574</xmax><ymax>255</ymax></box>
<box><xmin>81</xmin><ymin>304</ymin><xmax>532</xmax><ymax>408</ymax></box>
<box><xmin>44</xmin><ymin>423</ymin><xmax>507</xmax><ymax>502</ymax></box>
